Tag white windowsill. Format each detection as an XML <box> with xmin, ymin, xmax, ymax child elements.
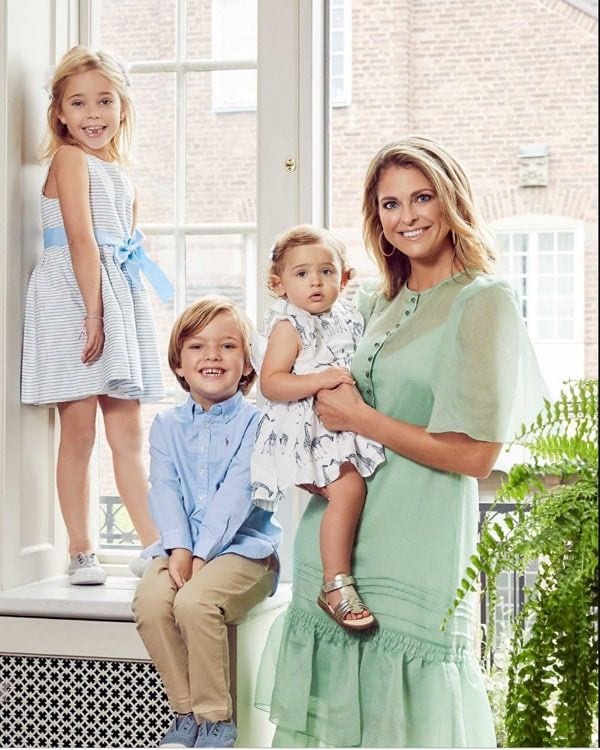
<box><xmin>0</xmin><ymin>576</ymin><xmax>291</xmax><ymax>623</ymax></box>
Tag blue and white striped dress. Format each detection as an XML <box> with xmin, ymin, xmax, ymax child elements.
<box><xmin>21</xmin><ymin>153</ymin><xmax>166</xmax><ymax>405</ymax></box>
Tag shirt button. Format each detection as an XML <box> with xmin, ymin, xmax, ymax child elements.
<box><xmin>396</xmin><ymin>322</ymin><xmax>401</xmax><ymax>327</ymax></box>
<box><xmin>405</xmin><ymin>310</ymin><xmax>410</xmax><ymax>316</ymax></box>
<box><xmin>365</xmin><ymin>372</ymin><xmax>370</xmax><ymax>378</ymax></box>
<box><xmin>374</xmin><ymin>342</ymin><xmax>379</xmax><ymax>347</ymax></box>
<box><xmin>367</xmin><ymin>356</ymin><xmax>372</xmax><ymax>361</ymax></box>
<box><xmin>366</xmin><ymin>388</ymin><xmax>372</xmax><ymax>395</ymax></box>
<box><xmin>411</xmin><ymin>297</ymin><xmax>416</xmax><ymax>303</ymax></box>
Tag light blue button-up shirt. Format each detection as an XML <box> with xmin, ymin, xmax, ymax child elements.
<box><xmin>148</xmin><ymin>391</ymin><xmax>281</xmax><ymax>572</ymax></box>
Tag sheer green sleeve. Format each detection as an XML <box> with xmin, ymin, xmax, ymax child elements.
<box><xmin>427</xmin><ymin>276</ymin><xmax>550</xmax><ymax>443</ymax></box>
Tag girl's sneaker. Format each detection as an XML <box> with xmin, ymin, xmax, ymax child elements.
<box><xmin>67</xmin><ymin>552</ymin><xmax>107</xmax><ymax>585</ymax></box>
<box><xmin>159</xmin><ymin>713</ymin><xmax>199</xmax><ymax>748</ymax></box>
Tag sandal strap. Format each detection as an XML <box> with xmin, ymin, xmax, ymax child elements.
<box><xmin>333</xmin><ymin>595</ymin><xmax>369</xmax><ymax>618</ymax></box>
<box><xmin>322</xmin><ymin>573</ymin><xmax>355</xmax><ymax>593</ymax></box>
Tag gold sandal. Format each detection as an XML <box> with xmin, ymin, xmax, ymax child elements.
<box><xmin>317</xmin><ymin>573</ymin><xmax>377</xmax><ymax>631</ymax></box>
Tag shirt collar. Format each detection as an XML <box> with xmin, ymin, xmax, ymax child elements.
<box><xmin>184</xmin><ymin>390</ymin><xmax>243</xmax><ymax>423</ymax></box>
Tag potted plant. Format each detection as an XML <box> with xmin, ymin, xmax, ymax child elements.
<box><xmin>449</xmin><ymin>379</ymin><xmax>598</xmax><ymax>747</ymax></box>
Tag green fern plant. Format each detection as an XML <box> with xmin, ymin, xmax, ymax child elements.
<box><xmin>449</xmin><ymin>379</ymin><xmax>598</xmax><ymax>747</ymax></box>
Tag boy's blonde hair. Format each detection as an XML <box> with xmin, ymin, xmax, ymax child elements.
<box><xmin>362</xmin><ymin>135</ymin><xmax>497</xmax><ymax>299</ymax></box>
<box><xmin>266</xmin><ymin>224</ymin><xmax>353</xmax><ymax>293</ymax></box>
<box><xmin>40</xmin><ymin>45</ymin><xmax>134</xmax><ymax>165</ymax></box>
<box><xmin>168</xmin><ymin>296</ymin><xmax>257</xmax><ymax>395</ymax></box>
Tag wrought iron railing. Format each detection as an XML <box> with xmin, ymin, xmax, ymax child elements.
<box><xmin>478</xmin><ymin>500</ymin><xmax>538</xmax><ymax>664</ymax></box>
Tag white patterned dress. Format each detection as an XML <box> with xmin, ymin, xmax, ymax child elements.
<box><xmin>251</xmin><ymin>298</ymin><xmax>385</xmax><ymax>511</ymax></box>
<box><xmin>21</xmin><ymin>153</ymin><xmax>166</xmax><ymax>405</ymax></box>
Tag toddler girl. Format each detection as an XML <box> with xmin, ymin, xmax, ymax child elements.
<box><xmin>21</xmin><ymin>46</ymin><xmax>172</xmax><ymax>584</ymax></box>
<box><xmin>251</xmin><ymin>224</ymin><xmax>384</xmax><ymax>630</ymax></box>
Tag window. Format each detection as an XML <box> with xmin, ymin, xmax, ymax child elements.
<box><xmin>493</xmin><ymin>216</ymin><xmax>585</xmax><ymax>398</ymax></box>
<box><xmin>96</xmin><ymin>0</ymin><xmax>259</xmax><ymax>555</ymax></box>
<box><xmin>329</xmin><ymin>0</ymin><xmax>352</xmax><ymax>108</ymax></box>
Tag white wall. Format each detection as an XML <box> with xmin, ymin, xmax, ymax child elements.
<box><xmin>0</xmin><ymin>0</ymin><xmax>82</xmax><ymax>589</ymax></box>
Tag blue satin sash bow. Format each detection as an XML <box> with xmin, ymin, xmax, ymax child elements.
<box><xmin>43</xmin><ymin>226</ymin><xmax>174</xmax><ymax>304</ymax></box>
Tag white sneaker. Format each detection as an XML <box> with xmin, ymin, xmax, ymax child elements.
<box><xmin>67</xmin><ymin>552</ymin><xmax>107</xmax><ymax>585</ymax></box>
<box><xmin>128</xmin><ymin>554</ymin><xmax>151</xmax><ymax>578</ymax></box>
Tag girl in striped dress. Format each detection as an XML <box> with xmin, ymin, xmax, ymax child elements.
<box><xmin>21</xmin><ymin>46</ymin><xmax>173</xmax><ymax>584</ymax></box>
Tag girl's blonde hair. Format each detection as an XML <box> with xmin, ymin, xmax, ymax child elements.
<box><xmin>40</xmin><ymin>45</ymin><xmax>134</xmax><ymax>165</ymax></box>
<box><xmin>266</xmin><ymin>224</ymin><xmax>353</xmax><ymax>293</ymax></box>
<box><xmin>168</xmin><ymin>296</ymin><xmax>257</xmax><ymax>395</ymax></box>
<box><xmin>362</xmin><ymin>135</ymin><xmax>497</xmax><ymax>299</ymax></box>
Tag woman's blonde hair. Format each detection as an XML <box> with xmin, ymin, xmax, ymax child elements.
<box><xmin>266</xmin><ymin>224</ymin><xmax>353</xmax><ymax>293</ymax></box>
<box><xmin>40</xmin><ymin>46</ymin><xmax>134</xmax><ymax>165</ymax></box>
<box><xmin>362</xmin><ymin>135</ymin><xmax>496</xmax><ymax>299</ymax></box>
<box><xmin>168</xmin><ymin>296</ymin><xmax>257</xmax><ymax>395</ymax></box>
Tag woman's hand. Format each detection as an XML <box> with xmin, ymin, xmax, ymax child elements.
<box><xmin>315</xmin><ymin>383</ymin><xmax>366</xmax><ymax>432</ymax></box>
<box><xmin>81</xmin><ymin>317</ymin><xmax>105</xmax><ymax>364</ymax></box>
<box><xmin>168</xmin><ymin>548</ymin><xmax>193</xmax><ymax>589</ymax></box>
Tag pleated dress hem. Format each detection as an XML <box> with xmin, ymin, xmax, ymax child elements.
<box><xmin>255</xmin><ymin>603</ymin><xmax>497</xmax><ymax>748</ymax></box>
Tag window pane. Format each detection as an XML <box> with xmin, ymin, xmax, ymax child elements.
<box><xmin>557</xmin><ymin>298</ymin><xmax>572</xmax><ymax>317</ymax></box>
<box><xmin>557</xmin><ymin>320</ymin><xmax>574</xmax><ymax>339</ymax></box>
<box><xmin>131</xmin><ymin>73</ymin><xmax>177</xmax><ymax>223</ymax></box>
<box><xmin>186</xmin><ymin>73</ymin><xmax>257</xmax><ymax>222</ymax></box>
<box><xmin>557</xmin><ymin>276</ymin><xmax>574</xmax><ymax>295</ymax></box>
<box><xmin>186</xmin><ymin>234</ymin><xmax>250</xmax><ymax>310</ymax></box>
<box><xmin>332</xmin><ymin>55</ymin><xmax>345</xmax><ymax>75</ymax></box>
<box><xmin>538</xmin><ymin>254</ymin><xmax>555</xmax><ymax>273</ymax></box>
<box><xmin>557</xmin><ymin>232</ymin><xmax>574</xmax><ymax>253</ymax></box>
<box><xmin>538</xmin><ymin>298</ymin><xmax>555</xmax><ymax>317</ymax></box>
<box><xmin>211</xmin><ymin>69</ymin><xmax>257</xmax><ymax>112</ymax></box>
<box><xmin>100</xmin><ymin>0</ymin><xmax>176</xmax><ymax>61</ymax></box>
<box><xmin>557</xmin><ymin>254</ymin><xmax>574</xmax><ymax>273</ymax></box>
<box><xmin>538</xmin><ymin>275</ymin><xmax>555</xmax><ymax>295</ymax></box>
<box><xmin>513</xmin><ymin>233</ymin><xmax>529</xmax><ymax>254</ymax></box>
<box><xmin>537</xmin><ymin>319</ymin><xmax>555</xmax><ymax>339</ymax></box>
<box><xmin>332</xmin><ymin>30</ymin><xmax>345</xmax><ymax>53</ymax></box>
<box><xmin>538</xmin><ymin>232</ymin><xmax>554</xmax><ymax>253</ymax></box>
<box><xmin>187</xmin><ymin>0</ymin><xmax>257</xmax><ymax>61</ymax></box>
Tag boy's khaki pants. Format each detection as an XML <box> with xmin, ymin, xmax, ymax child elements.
<box><xmin>132</xmin><ymin>553</ymin><xmax>276</xmax><ymax>723</ymax></box>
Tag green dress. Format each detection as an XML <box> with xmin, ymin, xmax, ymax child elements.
<box><xmin>255</xmin><ymin>272</ymin><xmax>548</xmax><ymax>748</ymax></box>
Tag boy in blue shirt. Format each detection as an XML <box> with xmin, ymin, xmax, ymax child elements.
<box><xmin>133</xmin><ymin>296</ymin><xmax>281</xmax><ymax>749</ymax></box>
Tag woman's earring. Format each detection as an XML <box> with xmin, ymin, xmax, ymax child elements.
<box><xmin>451</xmin><ymin>230</ymin><xmax>458</xmax><ymax>247</ymax></box>
<box><xmin>379</xmin><ymin>231</ymin><xmax>396</xmax><ymax>258</ymax></box>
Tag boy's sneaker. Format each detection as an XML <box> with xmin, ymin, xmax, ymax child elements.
<box><xmin>67</xmin><ymin>552</ymin><xmax>107</xmax><ymax>585</ymax></box>
<box><xmin>159</xmin><ymin>713</ymin><xmax>199</xmax><ymax>748</ymax></box>
<box><xmin>195</xmin><ymin>719</ymin><xmax>237</xmax><ymax>748</ymax></box>
<box><xmin>128</xmin><ymin>554</ymin><xmax>151</xmax><ymax>578</ymax></box>
<box><xmin>130</xmin><ymin>539</ymin><xmax>163</xmax><ymax>578</ymax></box>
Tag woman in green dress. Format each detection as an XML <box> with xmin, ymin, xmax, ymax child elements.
<box><xmin>255</xmin><ymin>135</ymin><xmax>548</xmax><ymax>747</ymax></box>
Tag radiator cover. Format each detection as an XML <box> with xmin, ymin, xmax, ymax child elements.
<box><xmin>0</xmin><ymin>653</ymin><xmax>171</xmax><ymax>748</ymax></box>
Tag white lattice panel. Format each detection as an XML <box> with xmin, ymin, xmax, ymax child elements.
<box><xmin>0</xmin><ymin>654</ymin><xmax>171</xmax><ymax>748</ymax></box>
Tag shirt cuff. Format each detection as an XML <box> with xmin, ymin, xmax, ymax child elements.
<box><xmin>192</xmin><ymin>537</ymin><xmax>219</xmax><ymax>562</ymax></box>
<box><xmin>161</xmin><ymin>529</ymin><xmax>193</xmax><ymax>553</ymax></box>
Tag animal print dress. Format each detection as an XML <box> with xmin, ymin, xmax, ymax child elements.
<box><xmin>251</xmin><ymin>297</ymin><xmax>385</xmax><ymax>511</ymax></box>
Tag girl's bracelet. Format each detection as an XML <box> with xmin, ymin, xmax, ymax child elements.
<box><xmin>79</xmin><ymin>315</ymin><xmax>104</xmax><ymax>339</ymax></box>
